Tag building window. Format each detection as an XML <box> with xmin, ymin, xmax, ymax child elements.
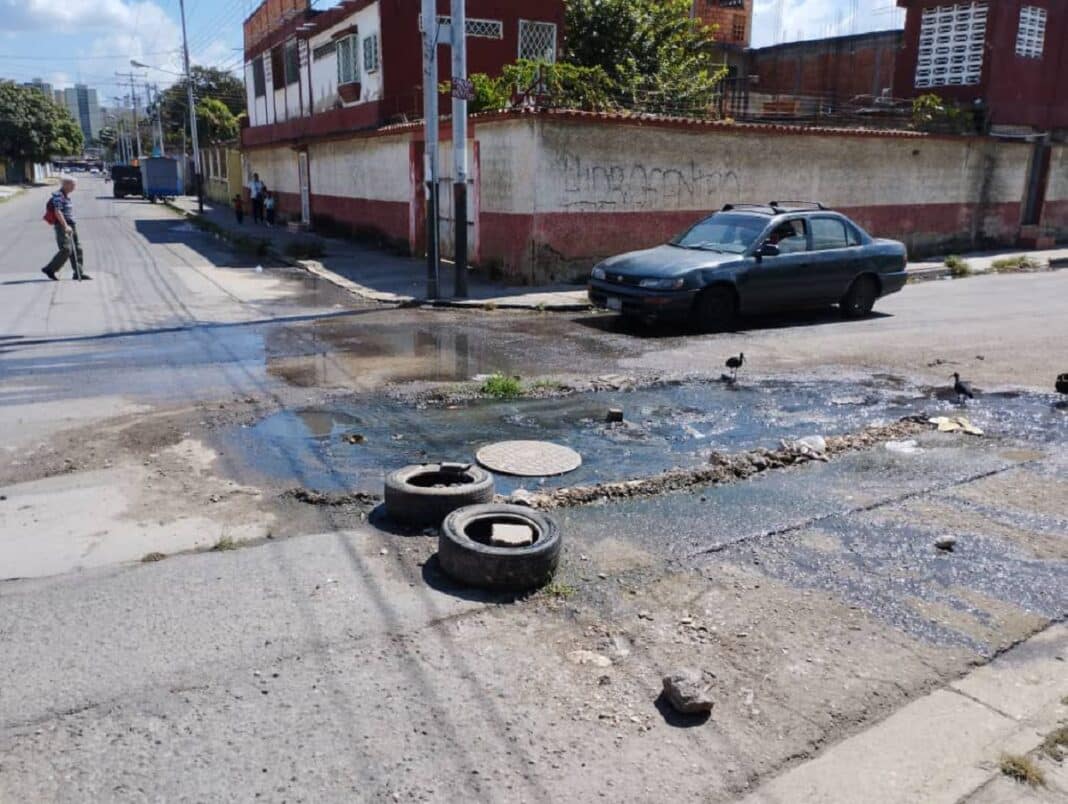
<box><xmin>284</xmin><ymin>41</ymin><xmax>300</xmax><ymax>85</ymax></box>
<box><xmin>363</xmin><ymin>34</ymin><xmax>380</xmax><ymax>73</ymax></box>
<box><xmin>418</xmin><ymin>15</ymin><xmax>504</xmax><ymax>39</ymax></box>
<box><xmin>312</xmin><ymin>41</ymin><xmax>335</xmax><ymax>61</ymax></box>
<box><xmin>1016</xmin><ymin>6</ymin><xmax>1046</xmax><ymax>58</ymax></box>
<box><xmin>731</xmin><ymin>17</ymin><xmax>746</xmax><ymax>42</ymax></box>
<box><xmin>914</xmin><ymin>2</ymin><xmax>988</xmax><ymax>88</ymax></box>
<box><xmin>518</xmin><ymin>20</ymin><xmax>558</xmax><ymax>62</ymax></box>
<box><xmin>252</xmin><ymin>57</ymin><xmax>266</xmax><ymax>97</ymax></box>
<box><xmin>271</xmin><ymin>46</ymin><xmax>286</xmax><ymax>90</ymax></box>
<box><xmin>336</xmin><ymin>34</ymin><xmax>360</xmax><ymax>85</ymax></box>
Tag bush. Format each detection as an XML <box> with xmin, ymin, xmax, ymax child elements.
<box><xmin>480</xmin><ymin>373</ymin><xmax>523</xmax><ymax>399</ymax></box>
<box><xmin>284</xmin><ymin>237</ymin><xmax>326</xmax><ymax>260</ymax></box>
<box><xmin>943</xmin><ymin>255</ymin><xmax>971</xmax><ymax>277</ymax></box>
<box><xmin>991</xmin><ymin>255</ymin><xmax>1043</xmax><ymax>273</ymax></box>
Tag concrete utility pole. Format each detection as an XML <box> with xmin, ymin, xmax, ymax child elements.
<box><xmin>178</xmin><ymin>0</ymin><xmax>204</xmax><ymax>213</ymax></box>
<box><xmin>450</xmin><ymin>0</ymin><xmax>469</xmax><ymax>298</ymax></box>
<box><xmin>421</xmin><ymin>0</ymin><xmax>440</xmax><ymax>299</ymax></box>
<box><xmin>116</xmin><ymin>74</ymin><xmax>145</xmax><ymax>159</ymax></box>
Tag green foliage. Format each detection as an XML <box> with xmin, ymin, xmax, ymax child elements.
<box><xmin>195</xmin><ymin>97</ymin><xmax>240</xmax><ymax>144</ymax></box>
<box><xmin>96</xmin><ymin>126</ymin><xmax>117</xmax><ymax>148</ymax></box>
<box><xmin>443</xmin><ymin>61</ymin><xmax>614</xmax><ymax>113</ymax></box>
<box><xmin>155</xmin><ymin>66</ymin><xmax>246</xmax><ymax>145</ymax></box>
<box><xmin>480</xmin><ymin>373</ymin><xmax>523</xmax><ymax>399</ymax></box>
<box><xmin>912</xmin><ymin>93</ymin><xmax>974</xmax><ymax>134</ymax></box>
<box><xmin>0</xmin><ymin>81</ymin><xmax>83</xmax><ymax>162</ymax></box>
<box><xmin>991</xmin><ymin>255</ymin><xmax>1043</xmax><ymax>273</ymax></box>
<box><xmin>943</xmin><ymin>255</ymin><xmax>971</xmax><ymax>277</ymax></box>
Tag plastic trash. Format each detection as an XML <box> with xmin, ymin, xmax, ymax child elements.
<box><xmin>928</xmin><ymin>416</ymin><xmax>984</xmax><ymax>436</ymax></box>
<box><xmin>885</xmin><ymin>439</ymin><xmax>923</xmax><ymax>454</ymax></box>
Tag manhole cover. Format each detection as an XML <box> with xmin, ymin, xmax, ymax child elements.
<box><xmin>476</xmin><ymin>440</ymin><xmax>582</xmax><ymax>477</ymax></box>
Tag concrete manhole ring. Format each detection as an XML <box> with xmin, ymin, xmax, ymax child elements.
<box><xmin>475</xmin><ymin>440</ymin><xmax>582</xmax><ymax>477</ymax></box>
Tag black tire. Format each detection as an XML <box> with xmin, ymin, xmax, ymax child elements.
<box><xmin>840</xmin><ymin>274</ymin><xmax>879</xmax><ymax>318</ymax></box>
<box><xmin>439</xmin><ymin>504</ymin><xmax>561</xmax><ymax>591</ymax></box>
<box><xmin>384</xmin><ymin>463</ymin><xmax>494</xmax><ymax>526</ymax></box>
<box><xmin>690</xmin><ymin>286</ymin><xmax>738</xmax><ymax>333</ymax></box>
<box><xmin>114</xmin><ymin>192</ymin><xmax>124</xmax><ymax>199</ymax></box>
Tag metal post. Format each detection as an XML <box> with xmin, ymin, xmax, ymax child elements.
<box><xmin>450</xmin><ymin>0</ymin><xmax>469</xmax><ymax>298</ymax></box>
<box><xmin>179</xmin><ymin>0</ymin><xmax>203</xmax><ymax>213</ymax></box>
<box><xmin>421</xmin><ymin>0</ymin><xmax>440</xmax><ymax>299</ymax></box>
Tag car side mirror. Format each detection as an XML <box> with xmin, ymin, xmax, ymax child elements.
<box><xmin>757</xmin><ymin>242</ymin><xmax>780</xmax><ymax>259</ymax></box>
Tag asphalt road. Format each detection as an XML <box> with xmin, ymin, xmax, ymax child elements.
<box><xmin>1</xmin><ymin>180</ymin><xmax>1066</xmax><ymax>802</ymax></box>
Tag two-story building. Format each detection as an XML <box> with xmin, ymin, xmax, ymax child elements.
<box><xmin>240</xmin><ymin>0</ymin><xmax>565</xmax><ymax>242</ymax></box>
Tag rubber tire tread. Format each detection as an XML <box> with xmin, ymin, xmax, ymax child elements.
<box><xmin>439</xmin><ymin>504</ymin><xmax>561</xmax><ymax>591</ymax></box>
<box><xmin>384</xmin><ymin>463</ymin><xmax>494</xmax><ymax>526</ymax></box>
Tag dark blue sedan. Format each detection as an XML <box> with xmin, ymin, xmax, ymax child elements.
<box><xmin>588</xmin><ymin>203</ymin><xmax>908</xmax><ymax>331</ymax></box>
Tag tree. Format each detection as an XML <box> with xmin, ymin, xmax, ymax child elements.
<box><xmin>0</xmin><ymin>81</ymin><xmax>83</xmax><ymax>163</ymax></box>
<box><xmin>195</xmin><ymin>97</ymin><xmax>239</xmax><ymax>144</ymax></box>
<box><xmin>96</xmin><ymin>126</ymin><xmax>117</xmax><ymax>148</ymax></box>
<box><xmin>564</xmin><ymin>0</ymin><xmax>727</xmax><ymax>114</ymax></box>
<box><xmin>155</xmin><ymin>66</ymin><xmax>246</xmax><ymax>143</ymax></box>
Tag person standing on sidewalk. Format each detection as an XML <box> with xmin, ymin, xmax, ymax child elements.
<box><xmin>264</xmin><ymin>191</ymin><xmax>276</xmax><ymax>226</ymax></box>
<box><xmin>41</xmin><ymin>178</ymin><xmax>90</xmax><ymax>281</ymax></box>
<box><xmin>250</xmin><ymin>173</ymin><xmax>265</xmax><ymax>224</ymax></box>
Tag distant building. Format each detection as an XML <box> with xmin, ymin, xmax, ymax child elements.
<box><xmin>21</xmin><ymin>78</ymin><xmax>54</xmax><ymax>98</ymax></box>
<box><xmin>894</xmin><ymin>0</ymin><xmax>1068</xmax><ymax>136</ymax></box>
<box><xmin>692</xmin><ymin>0</ymin><xmax>753</xmax><ymax>48</ymax></box>
<box><xmin>59</xmin><ymin>84</ymin><xmax>104</xmax><ymax>144</ymax></box>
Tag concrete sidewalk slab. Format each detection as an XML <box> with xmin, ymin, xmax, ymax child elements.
<box><xmin>743</xmin><ymin>624</ymin><xmax>1068</xmax><ymax>804</ymax></box>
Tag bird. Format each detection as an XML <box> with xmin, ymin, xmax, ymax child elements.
<box><xmin>725</xmin><ymin>353</ymin><xmax>745</xmax><ymax>382</ymax></box>
<box><xmin>951</xmin><ymin>372</ymin><xmax>974</xmax><ymax>404</ymax></box>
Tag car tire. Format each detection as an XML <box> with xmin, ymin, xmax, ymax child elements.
<box><xmin>840</xmin><ymin>275</ymin><xmax>879</xmax><ymax>318</ymax></box>
<box><xmin>114</xmin><ymin>192</ymin><xmax>124</xmax><ymax>199</ymax></box>
<box><xmin>438</xmin><ymin>504</ymin><xmax>561</xmax><ymax>591</ymax></box>
<box><xmin>384</xmin><ymin>463</ymin><xmax>495</xmax><ymax>526</ymax></box>
<box><xmin>691</xmin><ymin>287</ymin><xmax>737</xmax><ymax>333</ymax></box>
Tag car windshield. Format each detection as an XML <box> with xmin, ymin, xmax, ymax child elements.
<box><xmin>670</xmin><ymin>213</ymin><xmax>768</xmax><ymax>254</ymax></box>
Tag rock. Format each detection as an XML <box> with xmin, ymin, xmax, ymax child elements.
<box><xmin>567</xmin><ymin>650</ymin><xmax>613</xmax><ymax>668</ymax></box>
<box><xmin>505</xmin><ymin>488</ymin><xmax>537</xmax><ymax>507</ymax></box>
<box><xmin>662</xmin><ymin>669</ymin><xmax>714</xmax><ymax>715</ymax></box>
<box><xmin>935</xmin><ymin>535</ymin><xmax>957</xmax><ymax>552</ymax></box>
<box><xmin>490</xmin><ymin>523</ymin><xmax>535</xmax><ymax>547</ymax></box>
<box><xmin>605</xmin><ymin>408</ymin><xmax>624</xmax><ymax>424</ymax></box>
<box><xmin>796</xmin><ymin>435</ymin><xmax>827</xmax><ymax>454</ymax></box>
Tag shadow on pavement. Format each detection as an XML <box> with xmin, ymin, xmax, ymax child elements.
<box><xmin>573</xmin><ymin>308</ymin><xmax>893</xmax><ymax>338</ymax></box>
<box><xmin>654</xmin><ymin>692</ymin><xmax>713</xmax><ymax>728</ymax></box>
<box><xmin>419</xmin><ymin>555</ymin><xmax>527</xmax><ymax>605</ymax></box>
<box><xmin>1</xmin><ymin>279</ymin><xmax>52</xmax><ymax>286</ymax></box>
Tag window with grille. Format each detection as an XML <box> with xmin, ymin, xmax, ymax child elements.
<box><xmin>418</xmin><ymin>15</ymin><xmax>503</xmax><ymax>39</ymax></box>
<box><xmin>731</xmin><ymin>17</ymin><xmax>746</xmax><ymax>42</ymax></box>
<box><xmin>271</xmin><ymin>46</ymin><xmax>285</xmax><ymax>91</ymax></box>
<box><xmin>313</xmin><ymin>41</ymin><xmax>335</xmax><ymax>61</ymax></box>
<box><xmin>252</xmin><ymin>56</ymin><xmax>266</xmax><ymax>97</ymax></box>
<box><xmin>336</xmin><ymin>34</ymin><xmax>359</xmax><ymax>85</ymax></box>
<box><xmin>518</xmin><ymin>20</ymin><xmax>558</xmax><ymax>62</ymax></box>
<box><xmin>1015</xmin><ymin>6</ymin><xmax>1046</xmax><ymax>58</ymax></box>
<box><xmin>914</xmin><ymin>2</ymin><xmax>988</xmax><ymax>88</ymax></box>
<box><xmin>363</xmin><ymin>34</ymin><xmax>379</xmax><ymax>73</ymax></box>
<box><xmin>284</xmin><ymin>41</ymin><xmax>300</xmax><ymax>85</ymax></box>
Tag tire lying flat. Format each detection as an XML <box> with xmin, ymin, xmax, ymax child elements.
<box><xmin>384</xmin><ymin>463</ymin><xmax>494</xmax><ymax>526</ymax></box>
<box><xmin>438</xmin><ymin>504</ymin><xmax>561</xmax><ymax>591</ymax></box>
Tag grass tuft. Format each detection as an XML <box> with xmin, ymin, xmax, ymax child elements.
<box><xmin>212</xmin><ymin>536</ymin><xmax>238</xmax><ymax>552</ymax></box>
<box><xmin>1041</xmin><ymin>725</ymin><xmax>1068</xmax><ymax>761</ymax></box>
<box><xmin>543</xmin><ymin>581</ymin><xmax>577</xmax><ymax>600</ymax></box>
<box><xmin>480</xmin><ymin>372</ymin><xmax>523</xmax><ymax>399</ymax></box>
<box><xmin>999</xmin><ymin>753</ymin><xmax>1045</xmax><ymax>787</ymax></box>
<box><xmin>991</xmin><ymin>255</ymin><xmax>1043</xmax><ymax>273</ymax></box>
<box><xmin>141</xmin><ymin>552</ymin><xmax>166</xmax><ymax>563</ymax></box>
<box><xmin>943</xmin><ymin>255</ymin><xmax>972</xmax><ymax>277</ymax></box>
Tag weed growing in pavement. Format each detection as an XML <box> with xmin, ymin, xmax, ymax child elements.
<box><xmin>484</xmin><ymin>301</ymin><xmax>498</xmax><ymax>311</ymax></box>
<box><xmin>284</xmin><ymin>238</ymin><xmax>327</xmax><ymax>260</ymax></box>
<box><xmin>536</xmin><ymin>301</ymin><xmax>547</xmax><ymax>312</ymax></box>
<box><xmin>991</xmin><ymin>255</ymin><xmax>1043</xmax><ymax>273</ymax></box>
<box><xmin>212</xmin><ymin>536</ymin><xmax>238</xmax><ymax>552</ymax></box>
<box><xmin>530</xmin><ymin>378</ymin><xmax>567</xmax><ymax>392</ymax></box>
<box><xmin>481</xmin><ymin>373</ymin><xmax>523</xmax><ymax>399</ymax></box>
<box><xmin>999</xmin><ymin>754</ymin><xmax>1045</xmax><ymax>786</ymax></box>
<box><xmin>944</xmin><ymin>255</ymin><xmax>971</xmax><ymax>277</ymax></box>
<box><xmin>543</xmin><ymin>581</ymin><xmax>576</xmax><ymax>599</ymax></box>
<box><xmin>141</xmin><ymin>552</ymin><xmax>166</xmax><ymax>562</ymax></box>
<box><xmin>1041</xmin><ymin>725</ymin><xmax>1068</xmax><ymax>761</ymax></box>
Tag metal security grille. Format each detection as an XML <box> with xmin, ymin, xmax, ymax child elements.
<box><xmin>363</xmin><ymin>34</ymin><xmax>380</xmax><ymax>72</ymax></box>
<box><xmin>914</xmin><ymin>2</ymin><xmax>988</xmax><ymax>88</ymax></box>
<box><xmin>1015</xmin><ymin>6</ymin><xmax>1046</xmax><ymax>58</ymax></box>
<box><xmin>312</xmin><ymin>41</ymin><xmax>335</xmax><ymax>61</ymax></box>
<box><xmin>418</xmin><ymin>15</ymin><xmax>503</xmax><ymax>39</ymax></box>
<box><xmin>518</xmin><ymin>20</ymin><xmax>557</xmax><ymax>62</ymax></box>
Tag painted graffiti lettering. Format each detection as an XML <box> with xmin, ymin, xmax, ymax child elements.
<box><xmin>556</xmin><ymin>152</ymin><xmax>741</xmax><ymax>211</ymax></box>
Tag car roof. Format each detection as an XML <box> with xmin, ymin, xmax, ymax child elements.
<box><xmin>720</xmin><ymin>202</ymin><xmax>831</xmax><ymax>216</ymax></box>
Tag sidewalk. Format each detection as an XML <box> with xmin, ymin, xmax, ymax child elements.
<box><xmin>167</xmin><ymin>196</ymin><xmax>589</xmax><ymax>310</ymax></box>
<box><xmin>908</xmin><ymin>246</ymin><xmax>1068</xmax><ymax>280</ymax></box>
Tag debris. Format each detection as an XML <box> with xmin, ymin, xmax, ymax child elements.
<box><xmin>796</xmin><ymin>435</ymin><xmax>827</xmax><ymax>454</ymax></box>
<box><xmin>567</xmin><ymin>650</ymin><xmax>613</xmax><ymax>668</ymax></box>
<box><xmin>885</xmin><ymin>439</ymin><xmax>923</xmax><ymax>454</ymax></box>
<box><xmin>255</xmin><ymin>265</ymin><xmax>263</xmax><ymax>273</ymax></box>
<box><xmin>605</xmin><ymin>407</ymin><xmax>624</xmax><ymax>424</ymax></box>
<box><xmin>284</xmin><ymin>488</ymin><xmax>380</xmax><ymax>507</ymax></box>
<box><xmin>637</xmin><ymin>610</ymin><xmax>653</xmax><ymax>620</ymax></box>
<box><xmin>682</xmin><ymin>423</ymin><xmax>706</xmax><ymax>440</ymax></box>
<box><xmin>379</xmin><ymin>548</ymin><xmax>389</xmax><ymax>555</ymax></box>
<box><xmin>928</xmin><ymin>416</ymin><xmax>984</xmax><ymax>436</ymax></box>
<box><xmin>662</xmin><ymin>669</ymin><xmax>714</xmax><ymax>715</ymax></box>
<box><xmin>504</xmin><ymin>488</ymin><xmax>537</xmax><ymax>507</ymax></box>
<box><xmin>344</xmin><ymin>433</ymin><xmax>366</xmax><ymax>445</ymax></box>
<box><xmin>490</xmin><ymin>522</ymin><xmax>535</xmax><ymax>547</ymax></box>
<box><xmin>935</xmin><ymin>535</ymin><xmax>957</xmax><ymax>552</ymax></box>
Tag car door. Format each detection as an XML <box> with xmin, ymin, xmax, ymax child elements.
<box><xmin>739</xmin><ymin>218</ymin><xmax>817</xmax><ymax>311</ymax></box>
<box><xmin>804</xmin><ymin>216</ymin><xmax>860</xmax><ymax>303</ymax></box>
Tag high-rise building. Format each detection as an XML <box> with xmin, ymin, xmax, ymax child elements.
<box><xmin>59</xmin><ymin>84</ymin><xmax>104</xmax><ymax>144</ymax></box>
<box><xmin>21</xmin><ymin>78</ymin><xmax>54</xmax><ymax>98</ymax></box>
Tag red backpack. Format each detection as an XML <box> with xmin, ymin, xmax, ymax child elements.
<box><xmin>43</xmin><ymin>197</ymin><xmax>57</xmax><ymax>226</ymax></box>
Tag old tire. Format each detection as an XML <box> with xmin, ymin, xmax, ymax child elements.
<box><xmin>840</xmin><ymin>275</ymin><xmax>878</xmax><ymax>318</ymax></box>
<box><xmin>691</xmin><ymin>287</ymin><xmax>737</xmax><ymax>333</ymax></box>
<box><xmin>438</xmin><ymin>504</ymin><xmax>561</xmax><ymax>591</ymax></box>
<box><xmin>384</xmin><ymin>463</ymin><xmax>494</xmax><ymax>526</ymax></box>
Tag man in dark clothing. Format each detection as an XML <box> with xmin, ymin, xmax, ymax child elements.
<box><xmin>42</xmin><ymin>178</ymin><xmax>90</xmax><ymax>281</ymax></box>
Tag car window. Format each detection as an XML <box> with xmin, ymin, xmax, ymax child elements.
<box><xmin>845</xmin><ymin>222</ymin><xmax>863</xmax><ymax>246</ymax></box>
<box><xmin>767</xmin><ymin>219</ymin><xmax>808</xmax><ymax>254</ymax></box>
<box><xmin>671</xmin><ymin>212</ymin><xmax>768</xmax><ymax>254</ymax></box>
<box><xmin>810</xmin><ymin>217</ymin><xmax>850</xmax><ymax>251</ymax></box>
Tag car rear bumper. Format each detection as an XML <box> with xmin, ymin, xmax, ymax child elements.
<box><xmin>880</xmin><ymin>270</ymin><xmax>908</xmax><ymax>296</ymax></box>
<box><xmin>588</xmin><ymin>280</ymin><xmax>698</xmax><ymax>319</ymax></box>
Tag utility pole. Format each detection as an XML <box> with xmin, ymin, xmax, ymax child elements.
<box><xmin>179</xmin><ymin>0</ymin><xmax>204</xmax><ymax>213</ymax></box>
<box><xmin>421</xmin><ymin>0</ymin><xmax>440</xmax><ymax>299</ymax></box>
<box><xmin>450</xmin><ymin>0</ymin><xmax>469</xmax><ymax>298</ymax></box>
<box><xmin>115</xmin><ymin>74</ymin><xmax>145</xmax><ymax>159</ymax></box>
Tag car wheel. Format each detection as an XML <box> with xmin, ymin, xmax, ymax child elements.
<box><xmin>384</xmin><ymin>463</ymin><xmax>495</xmax><ymax>526</ymax></box>
<box><xmin>841</xmin><ymin>275</ymin><xmax>878</xmax><ymax>318</ymax></box>
<box><xmin>691</xmin><ymin>287</ymin><xmax>737</xmax><ymax>333</ymax></box>
<box><xmin>438</xmin><ymin>504</ymin><xmax>561</xmax><ymax>591</ymax></box>
<box><xmin>114</xmin><ymin>192</ymin><xmax>124</xmax><ymax>199</ymax></box>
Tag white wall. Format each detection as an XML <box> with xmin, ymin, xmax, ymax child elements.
<box><xmin>309</xmin><ymin>134</ymin><xmax>410</xmax><ymax>202</ymax></box>
<box><xmin>307</xmin><ymin>2</ymin><xmax>383</xmax><ymax>112</ymax></box>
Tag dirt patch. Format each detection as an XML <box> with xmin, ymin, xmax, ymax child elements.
<box><xmin>282</xmin><ymin>488</ymin><xmax>380</xmax><ymax>508</ymax></box>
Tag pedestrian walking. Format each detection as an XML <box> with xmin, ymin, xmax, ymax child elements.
<box><xmin>264</xmin><ymin>192</ymin><xmax>276</xmax><ymax>226</ymax></box>
<box><xmin>41</xmin><ymin>177</ymin><xmax>90</xmax><ymax>281</ymax></box>
<box><xmin>233</xmin><ymin>194</ymin><xmax>245</xmax><ymax>224</ymax></box>
<box><xmin>250</xmin><ymin>173</ymin><xmax>265</xmax><ymax>224</ymax></box>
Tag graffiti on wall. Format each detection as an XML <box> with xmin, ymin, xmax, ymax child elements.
<box><xmin>555</xmin><ymin>151</ymin><xmax>742</xmax><ymax>211</ymax></box>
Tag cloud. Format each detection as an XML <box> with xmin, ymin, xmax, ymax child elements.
<box><xmin>751</xmin><ymin>0</ymin><xmax>905</xmax><ymax>47</ymax></box>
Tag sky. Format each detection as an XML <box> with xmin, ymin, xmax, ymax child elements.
<box><xmin>0</xmin><ymin>0</ymin><xmax>907</xmax><ymax>105</ymax></box>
